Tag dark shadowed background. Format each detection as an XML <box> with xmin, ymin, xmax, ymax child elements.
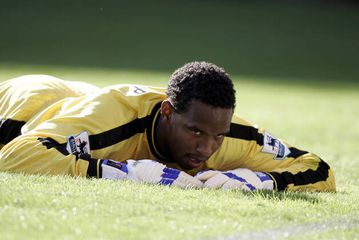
<box><xmin>1</xmin><ymin>0</ymin><xmax>358</xmax><ymax>84</ymax></box>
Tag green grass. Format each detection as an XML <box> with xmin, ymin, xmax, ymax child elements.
<box><xmin>1</xmin><ymin>173</ymin><xmax>358</xmax><ymax>240</ymax></box>
<box><xmin>0</xmin><ymin>64</ymin><xmax>358</xmax><ymax>239</ymax></box>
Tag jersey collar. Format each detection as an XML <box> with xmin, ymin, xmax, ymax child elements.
<box><xmin>146</xmin><ymin>102</ymin><xmax>168</xmax><ymax>162</ymax></box>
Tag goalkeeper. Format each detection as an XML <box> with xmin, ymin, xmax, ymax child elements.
<box><xmin>0</xmin><ymin>62</ymin><xmax>335</xmax><ymax>191</ymax></box>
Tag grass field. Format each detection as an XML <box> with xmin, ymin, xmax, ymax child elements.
<box><xmin>1</xmin><ymin>1</ymin><xmax>359</xmax><ymax>239</ymax></box>
<box><xmin>0</xmin><ymin>64</ymin><xmax>358</xmax><ymax>239</ymax></box>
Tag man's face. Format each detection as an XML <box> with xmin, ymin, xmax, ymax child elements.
<box><xmin>166</xmin><ymin>99</ymin><xmax>233</xmax><ymax>170</ymax></box>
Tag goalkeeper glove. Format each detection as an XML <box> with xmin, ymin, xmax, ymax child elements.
<box><xmin>195</xmin><ymin>168</ymin><xmax>274</xmax><ymax>191</ymax></box>
<box><xmin>101</xmin><ymin>159</ymin><xmax>203</xmax><ymax>189</ymax></box>
<box><xmin>101</xmin><ymin>159</ymin><xmax>128</xmax><ymax>180</ymax></box>
<box><xmin>126</xmin><ymin>160</ymin><xmax>203</xmax><ymax>188</ymax></box>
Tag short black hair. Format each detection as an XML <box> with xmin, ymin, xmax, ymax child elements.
<box><xmin>167</xmin><ymin>61</ymin><xmax>236</xmax><ymax>112</ymax></box>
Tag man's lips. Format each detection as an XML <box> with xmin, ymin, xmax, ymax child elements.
<box><xmin>186</xmin><ymin>156</ymin><xmax>207</xmax><ymax>168</ymax></box>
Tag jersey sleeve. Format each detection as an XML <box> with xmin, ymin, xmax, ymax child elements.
<box><xmin>0</xmin><ymin>133</ymin><xmax>94</xmax><ymax>176</ymax></box>
<box><xmin>0</xmin><ymin>89</ymin><xmax>138</xmax><ymax>178</ymax></box>
<box><xmin>206</xmin><ymin>115</ymin><xmax>336</xmax><ymax>192</ymax></box>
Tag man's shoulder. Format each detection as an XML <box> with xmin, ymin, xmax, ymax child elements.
<box><xmin>87</xmin><ymin>84</ymin><xmax>166</xmax><ymax>115</ymax></box>
<box><xmin>103</xmin><ymin>84</ymin><xmax>167</xmax><ymax>97</ymax></box>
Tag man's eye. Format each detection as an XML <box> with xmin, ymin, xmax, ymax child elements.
<box><xmin>192</xmin><ymin>129</ymin><xmax>201</xmax><ymax>135</ymax></box>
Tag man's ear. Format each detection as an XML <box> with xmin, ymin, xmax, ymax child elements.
<box><xmin>161</xmin><ymin>100</ymin><xmax>174</xmax><ymax>120</ymax></box>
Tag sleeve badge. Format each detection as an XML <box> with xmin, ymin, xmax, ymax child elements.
<box><xmin>261</xmin><ymin>131</ymin><xmax>291</xmax><ymax>160</ymax></box>
<box><xmin>66</xmin><ymin>131</ymin><xmax>91</xmax><ymax>156</ymax></box>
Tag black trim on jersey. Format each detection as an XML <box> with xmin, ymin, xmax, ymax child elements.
<box><xmin>38</xmin><ymin>137</ymin><xmax>103</xmax><ymax>177</ymax></box>
<box><xmin>38</xmin><ymin>137</ymin><xmax>69</xmax><ymax>156</ymax></box>
<box><xmin>227</xmin><ymin>123</ymin><xmax>309</xmax><ymax>158</ymax></box>
<box><xmin>0</xmin><ymin>118</ymin><xmax>26</xmax><ymax>144</ymax></box>
<box><xmin>87</xmin><ymin>158</ymin><xmax>104</xmax><ymax>178</ymax></box>
<box><xmin>145</xmin><ymin>103</ymin><xmax>167</xmax><ymax>161</ymax></box>
<box><xmin>287</xmin><ymin>147</ymin><xmax>308</xmax><ymax>158</ymax></box>
<box><xmin>89</xmin><ymin>116</ymin><xmax>152</xmax><ymax>150</ymax></box>
<box><xmin>227</xmin><ymin>123</ymin><xmax>264</xmax><ymax>145</ymax></box>
<box><xmin>269</xmin><ymin>159</ymin><xmax>330</xmax><ymax>191</ymax></box>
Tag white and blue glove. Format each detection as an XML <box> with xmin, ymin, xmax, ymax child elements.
<box><xmin>101</xmin><ymin>159</ymin><xmax>203</xmax><ymax>189</ymax></box>
<box><xmin>195</xmin><ymin>168</ymin><xmax>274</xmax><ymax>191</ymax></box>
<box><xmin>101</xmin><ymin>159</ymin><xmax>129</xmax><ymax>180</ymax></box>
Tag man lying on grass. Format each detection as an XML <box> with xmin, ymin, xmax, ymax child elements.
<box><xmin>0</xmin><ymin>61</ymin><xmax>335</xmax><ymax>191</ymax></box>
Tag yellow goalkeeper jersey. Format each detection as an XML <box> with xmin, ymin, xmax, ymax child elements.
<box><xmin>0</xmin><ymin>75</ymin><xmax>335</xmax><ymax>192</ymax></box>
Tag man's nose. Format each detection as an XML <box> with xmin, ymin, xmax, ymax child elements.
<box><xmin>196</xmin><ymin>137</ymin><xmax>218</xmax><ymax>158</ymax></box>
